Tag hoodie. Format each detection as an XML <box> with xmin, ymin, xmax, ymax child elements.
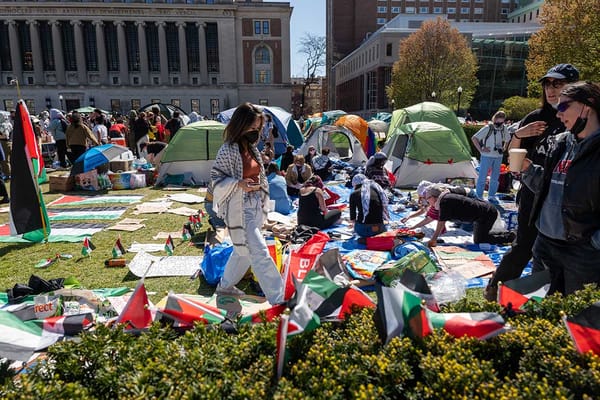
<box><xmin>48</xmin><ymin>108</ymin><xmax>67</xmax><ymax>141</ymax></box>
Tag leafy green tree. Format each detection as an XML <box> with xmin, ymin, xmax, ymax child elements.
<box><xmin>526</xmin><ymin>0</ymin><xmax>600</xmax><ymax>97</ymax></box>
<box><xmin>386</xmin><ymin>17</ymin><xmax>478</xmax><ymax>110</ymax></box>
<box><xmin>501</xmin><ymin>96</ymin><xmax>541</xmax><ymax>121</ymax></box>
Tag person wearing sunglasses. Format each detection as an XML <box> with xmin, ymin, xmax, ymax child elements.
<box><xmin>484</xmin><ymin>63</ymin><xmax>580</xmax><ymax>302</ymax></box>
<box><xmin>517</xmin><ymin>81</ymin><xmax>600</xmax><ymax>296</ymax></box>
<box><xmin>210</xmin><ymin>102</ymin><xmax>284</xmax><ymax>305</ymax></box>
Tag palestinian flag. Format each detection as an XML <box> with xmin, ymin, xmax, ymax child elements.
<box><xmin>165</xmin><ymin>235</ymin><xmax>174</xmax><ymax>255</ymax></box>
<box><xmin>238</xmin><ymin>303</ymin><xmax>287</xmax><ymax>325</ymax></box>
<box><xmin>35</xmin><ymin>313</ymin><xmax>94</xmax><ymax>336</ymax></box>
<box><xmin>157</xmin><ymin>293</ymin><xmax>227</xmax><ymax>327</ymax></box>
<box><xmin>287</xmin><ymin>270</ymin><xmax>375</xmax><ymax>337</ymax></box>
<box><xmin>498</xmin><ymin>270</ymin><xmax>551</xmax><ymax>311</ymax></box>
<box><xmin>181</xmin><ymin>225</ymin><xmax>191</xmax><ymax>242</ymax></box>
<box><xmin>115</xmin><ymin>280</ymin><xmax>153</xmax><ymax>331</ymax></box>
<box><xmin>563</xmin><ymin>302</ymin><xmax>600</xmax><ymax>355</ymax></box>
<box><xmin>0</xmin><ymin>310</ymin><xmax>61</xmax><ymax>361</ymax></box>
<box><xmin>81</xmin><ymin>237</ymin><xmax>95</xmax><ymax>256</ymax></box>
<box><xmin>112</xmin><ymin>237</ymin><xmax>126</xmax><ymax>258</ymax></box>
<box><xmin>374</xmin><ymin>275</ymin><xmax>433</xmax><ymax>345</ymax></box>
<box><xmin>426</xmin><ymin>310</ymin><xmax>507</xmax><ymax>340</ymax></box>
<box><xmin>8</xmin><ymin>100</ymin><xmax>50</xmax><ymax>242</ymax></box>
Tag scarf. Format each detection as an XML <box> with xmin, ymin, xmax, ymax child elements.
<box><xmin>352</xmin><ymin>174</ymin><xmax>389</xmax><ymax>223</ymax></box>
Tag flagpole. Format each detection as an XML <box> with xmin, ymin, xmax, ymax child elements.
<box><xmin>10</xmin><ymin>79</ymin><xmax>21</xmax><ymax>99</ymax></box>
<box><xmin>276</xmin><ymin>314</ymin><xmax>289</xmax><ymax>380</ymax></box>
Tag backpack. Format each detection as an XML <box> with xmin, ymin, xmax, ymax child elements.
<box><xmin>60</xmin><ymin>119</ymin><xmax>68</xmax><ymax>133</ymax></box>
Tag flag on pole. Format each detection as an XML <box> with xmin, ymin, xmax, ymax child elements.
<box><xmin>563</xmin><ymin>302</ymin><xmax>600</xmax><ymax>355</ymax></box>
<box><xmin>81</xmin><ymin>237</ymin><xmax>96</xmax><ymax>257</ymax></box>
<box><xmin>115</xmin><ymin>280</ymin><xmax>153</xmax><ymax>332</ymax></box>
<box><xmin>498</xmin><ymin>270</ymin><xmax>551</xmax><ymax>311</ymax></box>
<box><xmin>8</xmin><ymin>100</ymin><xmax>51</xmax><ymax>242</ymax></box>
<box><xmin>164</xmin><ymin>235</ymin><xmax>174</xmax><ymax>255</ymax></box>
<box><xmin>181</xmin><ymin>225</ymin><xmax>191</xmax><ymax>242</ymax></box>
<box><xmin>238</xmin><ymin>304</ymin><xmax>287</xmax><ymax>325</ymax></box>
<box><xmin>112</xmin><ymin>237</ymin><xmax>126</xmax><ymax>258</ymax></box>
<box><xmin>157</xmin><ymin>293</ymin><xmax>227</xmax><ymax>327</ymax></box>
<box><xmin>426</xmin><ymin>310</ymin><xmax>507</xmax><ymax>340</ymax></box>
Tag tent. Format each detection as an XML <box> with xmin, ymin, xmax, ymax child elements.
<box><xmin>216</xmin><ymin>105</ymin><xmax>303</xmax><ymax>155</ymax></box>
<box><xmin>155</xmin><ymin>120</ymin><xmax>225</xmax><ymax>186</ymax></box>
<box><xmin>382</xmin><ymin>120</ymin><xmax>476</xmax><ymax>188</ymax></box>
<box><xmin>139</xmin><ymin>103</ymin><xmax>190</xmax><ymax>125</ymax></box>
<box><xmin>334</xmin><ymin>114</ymin><xmax>376</xmax><ymax>157</ymax></box>
<box><xmin>298</xmin><ymin>125</ymin><xmax>368</xmax><ymax>167</ymax></box>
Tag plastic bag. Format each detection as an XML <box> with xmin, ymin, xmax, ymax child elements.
<box><xmin>428</xmin><ymin>271</ymin><xmax>467</xmax><ymax>304</ymax></box>
<box><xmin>200</xmin><ymin>243</ymin><xmax>233</xmax><ymax>286</ymax></box>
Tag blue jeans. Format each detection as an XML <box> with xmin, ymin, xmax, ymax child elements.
<box><xmin>220</xmin><ymin>193</ymin><xmax>283</xmax><ymax>304</ymax></box>
<box><xmin>354</xmin><ymin>223</ymin><xmax>386</xmax><ymax>238</ymax></box>
<box><xmin>476</xmin><ymin>155</ymin><xmax>502</xmax><ymax>198</ymax></box>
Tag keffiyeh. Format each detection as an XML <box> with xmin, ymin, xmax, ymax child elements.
<box><xmin>352</xmin><ymin>174</ymin><xmax>389</xmax><ymax>223</ymax></box>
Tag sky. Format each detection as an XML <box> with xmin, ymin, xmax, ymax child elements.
<box><xmin>265</xmin><ymin>0</ymin><xmax>326</xmax><ymax>77</ymax></box>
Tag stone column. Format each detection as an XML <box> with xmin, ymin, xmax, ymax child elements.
<box><xmin>156</xmin><ymin>21</ymin><xmax>168</xmax><ymax>84</ymax></box>
<box><xmin>27</xmin><ymin>20</ymin><xmax>44</xmax><ymax>84</ymax></box>
<box><xmin>176</xmin><ymin>22</ymin><xmax>188</xmax><ymax>84</ymax></box>
<box><xmin>50</xmin><ymin>20</ymin><xmax>65</xmax><ymax>84</ymax></box>
<box><xmin>115</xmin><ymin>21</ymin><xmax>129</xmax><ymax>84</ymax></box>
<box><xmin>93</xmin><ymin>21</ymin><xmax>108</xmax><ymax>84</ymax></box>
<box><xmin>197</xmin><ymin>21</ymin><xmax>208</xmax><ymax>84</ymax></box>
<box><xmin>71</xmin><ymin>20</ymin><xmax>87</xmax><ymax>84</ymax></box>
<box><xmin>136</xmin><ymin>21</ymin><xmax>149</xmax><ymax>84</ymax></box>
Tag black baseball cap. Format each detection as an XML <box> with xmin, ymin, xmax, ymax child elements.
<box><xmin>539</xmin><ymin>63</ymin><xmax>580</xmax><ymax>82</ymax></box>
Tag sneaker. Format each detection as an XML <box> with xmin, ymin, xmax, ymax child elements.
<box><xmin>215</xmin><ymin>282</ymin><xmax>245</xmax><ymax>296</ymax></box>
<box><xmin>483</xmin><ymin>285</ymin><xmax>498</xmax><ymax>302</ymax></box>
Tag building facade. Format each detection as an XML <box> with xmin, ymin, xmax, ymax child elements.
<box><xmin>290</xmin><ymin>76</ymin><xmax>327</xmax><ymax>119</ymax></box>
<box><xmin>0</xmin><ymin>0</ymin><xmax>292</xmax><ymax>117</ymax></box>
<box><xmin>332</xmin><ymin>15</ymin><xmax>540</xmax><ymax>119</ymax></box>
<box><xmin>326</xmin><ymin>0</ymin><xmax>520</xmax><ymax>110</ymax></box>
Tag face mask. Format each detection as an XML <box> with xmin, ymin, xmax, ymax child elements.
<box><xmin>494</xmin><ymin>121</ymin><xmax>504</xmax><ymax>128</ymax></box>
<box><xmin>245</xmin><ymin>129</ymin><xmax>259</xmax><ymax>144</ymax></box>
<box><xmin>571</xmin><ymin>117</ymin><xmax>588</xmax><ymax>137</ymax></box>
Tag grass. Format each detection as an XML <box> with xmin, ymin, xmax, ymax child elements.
<box><xmin>0</xmin><ymin>173</ymin><xmax>214</xmax><ymax>303</ymax></box>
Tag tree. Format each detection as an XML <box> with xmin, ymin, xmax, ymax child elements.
<box><xmin>386</xmin><ymin>18</ymin><xmax>478</xmax><ymax>110</ymax></box>
<box><xmin>298</xmin><ymin>33</ymin><xmax>326</xmax><ymax>117</ymax></box>
<box><xmin>527</xmin><ymin>0</ymin><xmax>600</xmax><ymax>97</ymax></box>
<box><xmin>501</xmin><ymin>96</ymin><xmax>541</xmax><ymax>121</ymax></box>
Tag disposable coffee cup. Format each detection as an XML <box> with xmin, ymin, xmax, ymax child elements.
<box><xmin>508</xmin><ymin>149</ymin><xmax>528</xmax><ymax>172</ymax></box>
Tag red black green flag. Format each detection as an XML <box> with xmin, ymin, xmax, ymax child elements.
<box><xmin>563</xmin><ymin>302</ymin><xmax>600</xmax><ymax>355</ymax></box>
<box><xmin>498</xmin><ymin>270</ymin><xmax>551</xmax><ymax>311</ymax></box>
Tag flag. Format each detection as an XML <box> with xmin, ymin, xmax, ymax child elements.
<box><xmin>157</xmin><ymin>293</ymin><xmax>227</xmax><ymax>328</ymax></box>
<box><xmin>0</xmin><ymin>310</ymin><xmax>61</xmax><ymax>361</ymax></box>
<box><xmin>287</xmin><ymin>270</ymin><xmax>375</xmax><ymax>337</ymax></box>
<box><xmin>115</xmin><ymin>280</ymin><xmax>153</xmax><ymax>332</ymax></box>
<box><xmin>8</xmin><ymin>100</ymin><xmax>50</xmax><ymax>242</ymax></box>
<box><xmin>112</xmin><ymin>237</ymin><xmax>126</xmax><ymax>258</ymax></box>
<box><xmin>36</xmin><ymin>313</ymin><xmax>94</xmax><ymax>336</ymax></box>
<box><xmin>498</xmin><ymin>270</ymin><xmax>551</xmax><ymax>311</ymax></box>
<box><xmin>164</xmin><ymin>235</ymin><xmax>174</xmax><ymax>255</ymax></box>
<box><xmin>374</xmin><ymin>273</ymin><xmax>434</xmax><ymax>345</ymax></box>
<box><xmin>81</xmin><ymin>237</ymin><xmax>96</xmax><ymax>257</ymax></box>
<box><xmin>563</xmin><ymin>302</ymin><xmax>600</xmax><ymax>355</ymax></box>
<box><xmin>426</xmin><ymin>310</ymin><xmax>507</xmax><ymax>340</ymax></box>
<box><xmin>238</xmin><ymin>304</ymin><xmax>287</xmax><ymax>325</ymax></box>
<box><xmin>282</xmin><ymin>231</ymin><xmax>329</xmax><ymax>300</ymax></box>
<box><xmin>276</xmin><ymin>314</ymin><xmax>289</xmax><ymax>379</ymax></box>
<box><xmin>181</xmin><ymin>225</ymin><xmax>191</xmax><ymax>242</ymax></box>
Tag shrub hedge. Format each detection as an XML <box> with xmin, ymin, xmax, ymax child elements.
<box><xmin>1</xmin><ymin>286</ymin><xmax>599</xmax><ymax>399</ymax></box>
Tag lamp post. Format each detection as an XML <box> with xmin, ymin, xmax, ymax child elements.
<box><xmin>431</xmin><ymin>91</ymin><xmax>436</xmax><ymax>101</ymax></box>
<box><xmin>390</xmin><ymin>99</ymin><xmax>395</xmax><ymax>110</ymax></box>
<box><xmin>300</xmin><ymin>103</ymin><xmax>303</xmax><ymax>118</ymax></box>
<box><xmin>456</xmin><ymin>86</ymin><xmax>463</xmax><ymax>116</ymax></box>
<box><xmin>59</xmin><ymin>95</ymin><xmax>64</xmax><ymax>111</ymax></box>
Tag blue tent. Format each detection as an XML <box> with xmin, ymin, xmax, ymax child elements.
<box><xmin>217</xmin><ymin>105</ymin><xmax>304</xmax><ymax>154</ymax></box>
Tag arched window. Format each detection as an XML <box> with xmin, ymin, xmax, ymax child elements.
<box><xmin>254</xmin><ymin>45</ymin><xmax>272</xmax><ymax>84</ymax></box>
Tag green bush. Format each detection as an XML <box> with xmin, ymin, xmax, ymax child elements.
<box><xmin>462</xmin><ymin>123</ymin><xmax>485</xmax><ymax>158</ymax></box>
<box><xmin>2</xmin><ymin>286</ymin><xmax>600</xmax><ymax>399</ymax></box>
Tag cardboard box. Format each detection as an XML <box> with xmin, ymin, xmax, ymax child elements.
<box><xmin>108</xmin><ymin>172</ymin><xmax>133</xmax><ymax>190</ymax></box>
<box><xmin>49</xmin><ymin>174</ymin><xmax>74</xmax><ymax>192</ymax></box>
<box><xmin>109</xmin><ymin>160</ymin><xmax>132</xmax><ymax>172</ymax></box>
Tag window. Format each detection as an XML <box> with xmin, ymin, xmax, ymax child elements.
<box><xmin>258</xmin><ymin>99</ymin><xmax>268</xmax><ymax>106</ymax></box>
<box><xmin>125</xmin><ymin>22</ymin><xmax>140</xmax><ymax>72</ymax></box>
<box><xmin>474</xmin><ymin>8</ymin><xmax>483</xmax><ymax>14</ymax></box>
<box><xmin>255</xmin><ymin>70</ymin><xmax>271</xmax><ymax>84</ymax></box>
<box><xmin>191</xmin><ymin>99</ymin><xmax>200</xmax><ymax>113</ymax></box>
<box><xmin>461</xmin><ymin>0</ymin><xmax>470</xmax><ymax>2</ymax></box>
<box><xmin>391</xmin><ymin>7</ymin><xmax>400</xmax><ymax>13</ymax></box>
<box><xmin>165</xmin><ymin>22</ymin><xmax>180</xmax><ymax>72</ymax></box>
<box><xmin>153</xmin><ymin>76</ymin><xmax>159</xmax><ymax>85</ymax></box>
<box><xmin>60</xmin><ymin>21</ymin><xmax>77</xmax><ymax>71</ymax></box>
<box><xmin>172</xmin><ymin>77</ymin><xmax>179</xmax><ymax>85</ymax></box>
<box><xmin>39</xmin><ymin>22</ymin><xmax>54</xmax><ymax>71</ymax></box>
<box><xmin>83</xmin><ymin>22</ymin><xmax>98</xmax><ymax>71</ymax></box>
<box><xmin>3</xmin><ymin>99</ymin><xmax>14</xmax><ymax>111</ymax></box>
<box><xmin>448</xmin><ymin>7</ymin><xmax>456</xmax><ymax>13</ymax></box>
<box><xmin>210</xmin><ymin>98</ymin><xmax>219</xmax><ymax>118</ymax></box>
<box><xmin>110</xmin><ymin>99</ymin><xmax>121</xmax><ymax>113</ymax></box>
<box><xmin>146</xmin><ymin>24</ymin><xmax>160</xmax><ymax>72</ymax></box>
<box><xmin>131</xmin><ymin>99</ymin><xmax>141</xmax><ymax>110</ymax></box>
<box><xmin>171</xmin><ymin>99</ymin><xmax>180</xmax><ymax>108</ymax></box>
<box><xmin>0</xmin><ymin>24</ymin><xmax>11</xmax><ymax>71</ymax></box>
<box><xmin>151</xmin><ymin>99</ymin><xmax>160</xmax><ymax>104</ymax></box>
<box><xmin>461</xmin><ymin>7</ymin><xmax>470</xmax><ymax>14</ymax></box>
<box><xmin>192</xmin><ymin>77</ymin><xmax>198</xmax><ymax>85</ymax></box>
<box><xmin>254</xmin><ymin>20</ymin><xmax>270</xmax><ymax>35</ymax></box>
<box><xmin>377</xmin><ymin>18</ymin><xmax>386</xmax><ymax>25</ymax></box>
<box><xmin>25</xmin><ymin>99</ymin><xmax>35</xmax><ymax>114</ymax></box>
<box><xmin>419</xmin><ymin>7</ymin><xmax>429</xmax><ymax>13</ymax></box>
<box><xmin>132</xmin><ymin>76</ymin><xmax>140</xmax><ymax>85</ymax></box>
<box><xmin>27</xmin><ymin>76</ymin><xmax>34</xmax><ymax>85</ymax></box>
<box><xmin>104</xmin><ymin>23</ymin><xmax>119</xmax><ymax>72</ymax></box>
<box><xmin>17</xmin><ymin>22</ymin><xmax>33</xmax><ymax>71</ymax></box>
<box><xmin>405</xmin><ymin>7</ymin><xmax>415</xmax><ymax>13</ymax></box>
<box><xmin>434</xmin><ymin>7</ymin><xmax>443</xmax><ymax>13</ymax></box>
<box><xmin>386</xmin><ymin>43</ymin><xmax>392</xmax><ymax>56</ymax></box>
<box><xmin>206</xmin><ymin>23</ymin><xmax>219</xmax><ymax>73</ymax></box>
<box><xmin>501</xmin><ymin>8</ymin><xmax>509</xmax><ymax>14</ymax></box>
<box><xmin>377</xmin><ymin>6</ymin><xmax>387</xmax><ymax>13</ymax></box>
<box><xmin>112</xmin><ymin>76</ymin><xmax>119</xmax><ymax>85</ymax></box>
<box><xmin>186</xmin><ymin>24</ymin><xmax>200</xmax><ymax>72</ymax></box>
<box><xmin>255</xmin><ymin>46</ymin><xmax>270</xmax><ymax>64</ymax></box>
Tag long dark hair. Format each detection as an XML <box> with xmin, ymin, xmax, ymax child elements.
<box><xmin>224</xmin><ymin>102</ymin><xmax>264</xmax><ymax>146</ymax></box>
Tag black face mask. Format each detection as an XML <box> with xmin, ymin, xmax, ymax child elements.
<box><xmin>494</xmin><ymin>122</ymin><xmax>504</xmax><ymax>128</ymax></box>
<box><xmin>245</xmin><ymin>129</ymin><xmax>259</xmax><ymax>144</ymax></box>
<box><xmin>571</xmin><ymin>117</ymin><xmax>588</xmax><ymax>138</ymax></box>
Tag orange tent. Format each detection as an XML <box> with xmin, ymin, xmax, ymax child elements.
<box><xmin>334</xmin><ymin>114</ymin><xmax>375</xmax><ymax>156</ymax></box>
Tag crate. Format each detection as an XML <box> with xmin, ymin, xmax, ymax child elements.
<box><xmin>109</xmin><ymin>160</ymin><xmax>132</xmax><ymax>172</ymax></box>
<box><xmin>49</xmin><ymin>174</ymin><xmax>74</xmax><ymax>192</ymax></box>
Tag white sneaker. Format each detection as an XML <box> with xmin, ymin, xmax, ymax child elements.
<box><xmin>215</xmin><ymin>283</ymin><xmax>245</xmax><ymax>296</ymax></box>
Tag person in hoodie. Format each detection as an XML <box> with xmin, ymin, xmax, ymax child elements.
<box><xmin>47</xmin><ymin>108</ymin><xmax>69</xmax><ymax>168</ymax></box>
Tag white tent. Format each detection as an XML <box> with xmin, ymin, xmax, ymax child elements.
<box><xmin>298</xmin><ymin>125</ymin><xmax>368</xmax><ymax>167</ymax></box>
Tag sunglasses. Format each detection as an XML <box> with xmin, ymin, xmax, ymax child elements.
<box><xmin>543</xmin><ymin>79</ymin><xmax>567</xmax><ymax>89</ymax></box>
<box><xmin>556</xmin><ymin>100</ymin><xmax>574</xmax><ymax>113</ymax></box>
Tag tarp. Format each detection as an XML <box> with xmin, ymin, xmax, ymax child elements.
<box><xmin>217</xmin><ymin>105</ymin><xmax>303</xmax><ymax>154</ymax></box>
<box><xmin>382</xmin><ymin>102</ymin><xmax>476</xmax><ymax>187</ymax></box>
<box><xmin>156</xmin><ymin>120</ymin><xmax>226</xmax><ymax>186</ymax></box>
<box><xmin>298</xmin><ymin>125</ymin><xmax>369</xmax><ymax>167</ymax></box>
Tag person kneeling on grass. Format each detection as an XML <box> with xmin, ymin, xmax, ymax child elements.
<box><xmin>418</xmin><ymin>184</ymin><xmax>515</xmax><ymax>247</ymax></box>
<box><xmin>348</xmin><ymin>174</ymin><xmax>388</xmax><ymax>238</ymax></box>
